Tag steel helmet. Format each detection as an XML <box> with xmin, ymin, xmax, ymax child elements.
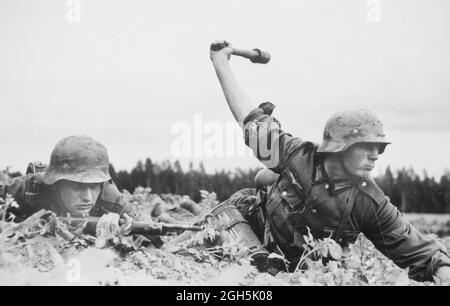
<box><xmin>42</xmin><ymin>135</ymin><xmax>111</xmax><ymax>185</ymax></box>
<box><xmin>317</xmin><ymin>109</ymin><xmax>390</xmax><ymax>154</ymax></box>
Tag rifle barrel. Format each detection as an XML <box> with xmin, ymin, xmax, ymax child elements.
<box><xmin>59</xmin><ymin>216</ymin><xmax>203</xmax><ymax>236</ymax></box>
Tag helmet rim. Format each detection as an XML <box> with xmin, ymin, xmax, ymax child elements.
<box><xmin>42</xmin><ymin>135</ymin><xmax>111</xmax><ymax>185</ymax></box>
<box><xmin>318</xmin><ymin>109</ymin><xmax>390</xmax><ymax>154</ymax></box>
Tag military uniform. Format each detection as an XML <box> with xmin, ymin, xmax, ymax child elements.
<box><xmin>232</xmin><ymin>102</ymin><xmax>450</xmax><ymax>282</ymax></box>
<box><xmin>0</xmin><ymin>174</ymin><xmax>132</xmax><ymax>222</ymax></box>
<box><xmin>0</xmin><ymin>135</ymin><xmax>132</xmax><ymax>221</ymax></box>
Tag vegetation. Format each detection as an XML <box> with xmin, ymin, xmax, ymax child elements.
<box><xmin>1</xmin><ymin>187</ymin><xmax>449</xmax><ymax>286</ymax></box>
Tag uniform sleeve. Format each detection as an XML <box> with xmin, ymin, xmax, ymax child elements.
<box><xmin>242</xmin><ymin>102</ymin><xmax>305</xmax><ymax>173</ymax></box>
<box><xmin>362</xmin><ymin>196</ymin><xmax>450</xmax><ymax>282</ymax></box>
<box><xmin>91</xmin><ymin>181</ymin><xmax>135</xmax><ymax>217</ymax></box>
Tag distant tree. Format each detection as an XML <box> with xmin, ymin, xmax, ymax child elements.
<box><xmin>382</xmin><ymin>166</ymin><xmax>394</xmax><ymax>198</ymax></box>
<box><xmin>131</xmin><ymin>160</ymin><xmax>146</xmax><ymax>190</ymax></box>
<box><xmin>110</xmin><ymin>160</ymin><xmax>450</xmax><ymax>213</ymax></box>
<box><xmin>144</xmin><ymin>158</ymin><xmax>155</xmax><ymax>190</ymax></box>
<box><xmin>173</xmin><ymin>160</ymin><xmax>184</xmax><ymax>194</ymax></box>
<box><xmin>441</xmin><ymin>171</ymin><xmax>450</xmax><ymax>213</ymax></box>
<box><xmin>116</xmin><ymin>170</ymin><xmax>132</xmax><ymax>192</ymax></box>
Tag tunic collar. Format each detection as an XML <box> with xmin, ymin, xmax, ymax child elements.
<box><xmin>313</xmin><ymin>161</ymin><xmax>354</xmax><ymax>195</ymax></box>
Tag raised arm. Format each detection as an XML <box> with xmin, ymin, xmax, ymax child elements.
<box><xmin>209</xmin><ymin>40</ymin><xmax>307</xmax><ymax>172</ymax></box>
<box><xmin>210</xmin><ymin>41</ymin><xmax>256</xmax><ymax>125</ymax></box>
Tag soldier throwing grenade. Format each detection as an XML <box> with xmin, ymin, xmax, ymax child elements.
<box><xmin>210</xmin><ymin>40</ymin><xmax>450</xmax><ymax>283</ymax></box>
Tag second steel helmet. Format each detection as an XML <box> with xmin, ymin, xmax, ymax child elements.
<box><xmin>317</xmin><ymin>109</ymin><xmax>390</xmax><ymax>154</ymax></box>
<box><xmin>42</xmin><ymin>135</ymin><xmax>111</xmax><ymax>185</ymax></box>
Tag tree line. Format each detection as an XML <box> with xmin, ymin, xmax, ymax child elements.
<box><xmin>375</xmin><ymin>167</ymin><xmax>450</xmax><ymax>214</ymax></box>
<box><xmin>3</xmin><ymin>159</ymin><xmax>449</xmax><ymax>213</ymax></box>
<box><xmin>110</xmin><ymin>159</ymin><xmax>450</xmax><ymax>213</ymax></box>
<box><xmin>109</xmin><ymin>159</ymin><xmax>259</xmax><ymax>203</ymax></box>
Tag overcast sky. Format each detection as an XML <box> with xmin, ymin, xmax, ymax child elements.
<box><xmin>1</xmin><ymin>0</ymin><xmax>449</xmax><ymax>178</ymax></box>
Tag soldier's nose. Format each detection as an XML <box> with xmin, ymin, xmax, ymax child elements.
<box><xmin>80</xmin><ymin>188</ymin><xmax>94</xmax><ymax>202</ymax></box>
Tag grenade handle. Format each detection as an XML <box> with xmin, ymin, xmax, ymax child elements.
<box><xmin>210</xmin><ymin>41</ymin><xmax>271</xmax><ymax>64</ymax></box>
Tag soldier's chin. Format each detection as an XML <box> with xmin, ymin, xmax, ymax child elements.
<box><xmin>358</xmin><ymin>169</ymin><xmax>372</xmax><ymax>179</ymax></box>
<box><xmin>351</xmin><ymin>168</ymin><xmax>372</xmax><ymax>179</ymax></box>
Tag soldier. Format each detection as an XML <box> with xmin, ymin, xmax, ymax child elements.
<box><xmin>0</xmin><ymin>135</ymin><xmax>132</xmax><ymax>222</ymax></box>
<box><xmin>210</xmin><ymin>40</ymin><xmax>450</xmax><ymax>283</ymax></box>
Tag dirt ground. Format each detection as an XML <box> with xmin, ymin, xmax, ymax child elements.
<box><xmin>1</xmin><ymin>187</ymin><xmax>449</xmax><ymax>286</ymax></box>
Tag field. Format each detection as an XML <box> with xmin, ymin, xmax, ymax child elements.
<box><xmin>1</xmin><ymin>187</ymin><xmax>449</xmax><ymax>286</ymax></box>
<box><xmin>404</xmin><ymin>213</ymin><xmax>450</xmax><ymax>237</ymax></box>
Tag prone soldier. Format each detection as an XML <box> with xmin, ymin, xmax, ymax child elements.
<box><xmin>210</xmin><ymin>40</ymin><xmax>450</xmax><ymax>283</ymax></box>
<box><xmin>0</xmin><ymin>135</ymin><xmax>133</xmax><ymax>222</ymax></box>
<box><xmin>0</xmin><ymin>135</ymin><xmax>202</xmax><ymax>242</ymax></box>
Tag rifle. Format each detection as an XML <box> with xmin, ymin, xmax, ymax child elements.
<box><xmin>59</xmin><ymin>215</ymin><xmax>203</xmax><ymax>236</ymax></box>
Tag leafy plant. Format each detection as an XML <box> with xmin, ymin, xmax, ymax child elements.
<box><xmin>0</xmin><ymin>189</ymin><xmax>447</xmax><ymax>286</ymax></box>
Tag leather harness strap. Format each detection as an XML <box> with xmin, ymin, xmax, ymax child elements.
<box><xmin>334</xmin><ymin>187</ymin><xmax>357</xmax><ymax>243</ymax></box>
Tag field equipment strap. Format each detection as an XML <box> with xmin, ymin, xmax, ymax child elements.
<box><xmin>259</xmin><ymin>145</ymin><xmax>309</xmax><ymax>248</ymax></box>
<box><xmin>254</xmin><ymin>189</ymin><xmax>275</xmax><ymax>247</ymax></box>
<box><xmin>334</xmin><ymin>187</ymin><xmax>357</xmax><ymax>243</ymax></box>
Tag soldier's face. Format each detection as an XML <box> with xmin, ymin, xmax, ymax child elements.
<box><xmin>55</xmin><ymin>180</ymin><xmax>102</xmax><ymax>215</ymax></box>
<box><xmin>341</xmin><ymin>143</ymin><xmax>379</xmax><ymax>178</ymax></box>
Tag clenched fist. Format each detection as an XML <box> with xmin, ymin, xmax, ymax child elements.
<box><xmin>210</xmin><ymin>40</ymin><xmax>234</xmax><ymax>62</ymax></box>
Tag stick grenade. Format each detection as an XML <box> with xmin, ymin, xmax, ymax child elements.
<box><xmin>233</xmin><ymin>48</ymin><xmax>271</xmax><ymax>64</ymax></box>
<box><xmin>210</xmin><ymin>41</ymin><xmax>271</xmax><ymax>64</ymax></box>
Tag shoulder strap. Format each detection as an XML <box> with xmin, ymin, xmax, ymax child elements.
<box><xmin>334</xmin><ymin>187</ymin><xmax>358</xmax><ymax>243</ymax></box>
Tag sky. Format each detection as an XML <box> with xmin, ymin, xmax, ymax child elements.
<box><xmin>0</xmin><ymin>0</ymin><xmax>449</xmax><ymax>178</ymax></box>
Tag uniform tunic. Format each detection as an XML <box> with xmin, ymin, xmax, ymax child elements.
<box><xmin>235</xmin><ymin>102</ymin><xmax>450</xmax><ymax>281</ymax></box>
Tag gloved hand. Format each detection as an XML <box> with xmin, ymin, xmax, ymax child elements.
<box><xmin>210</xmin><ymin>40</ymin><xmax>234</xmax><ymax>62</ymax></box>
<box><xmin>95</xmin><ymin>213</ymin><xmax>121</xmax><ymax>248</ymax></box>
<box><xmin>251</xmin><ymin>253</ymin><xmax>287</xmax><ymax>276</ymax></box>
<box><xmin>95</xmin><ymin>213</ymin><xmax>133</xmax><ymax>248</ymax></box>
